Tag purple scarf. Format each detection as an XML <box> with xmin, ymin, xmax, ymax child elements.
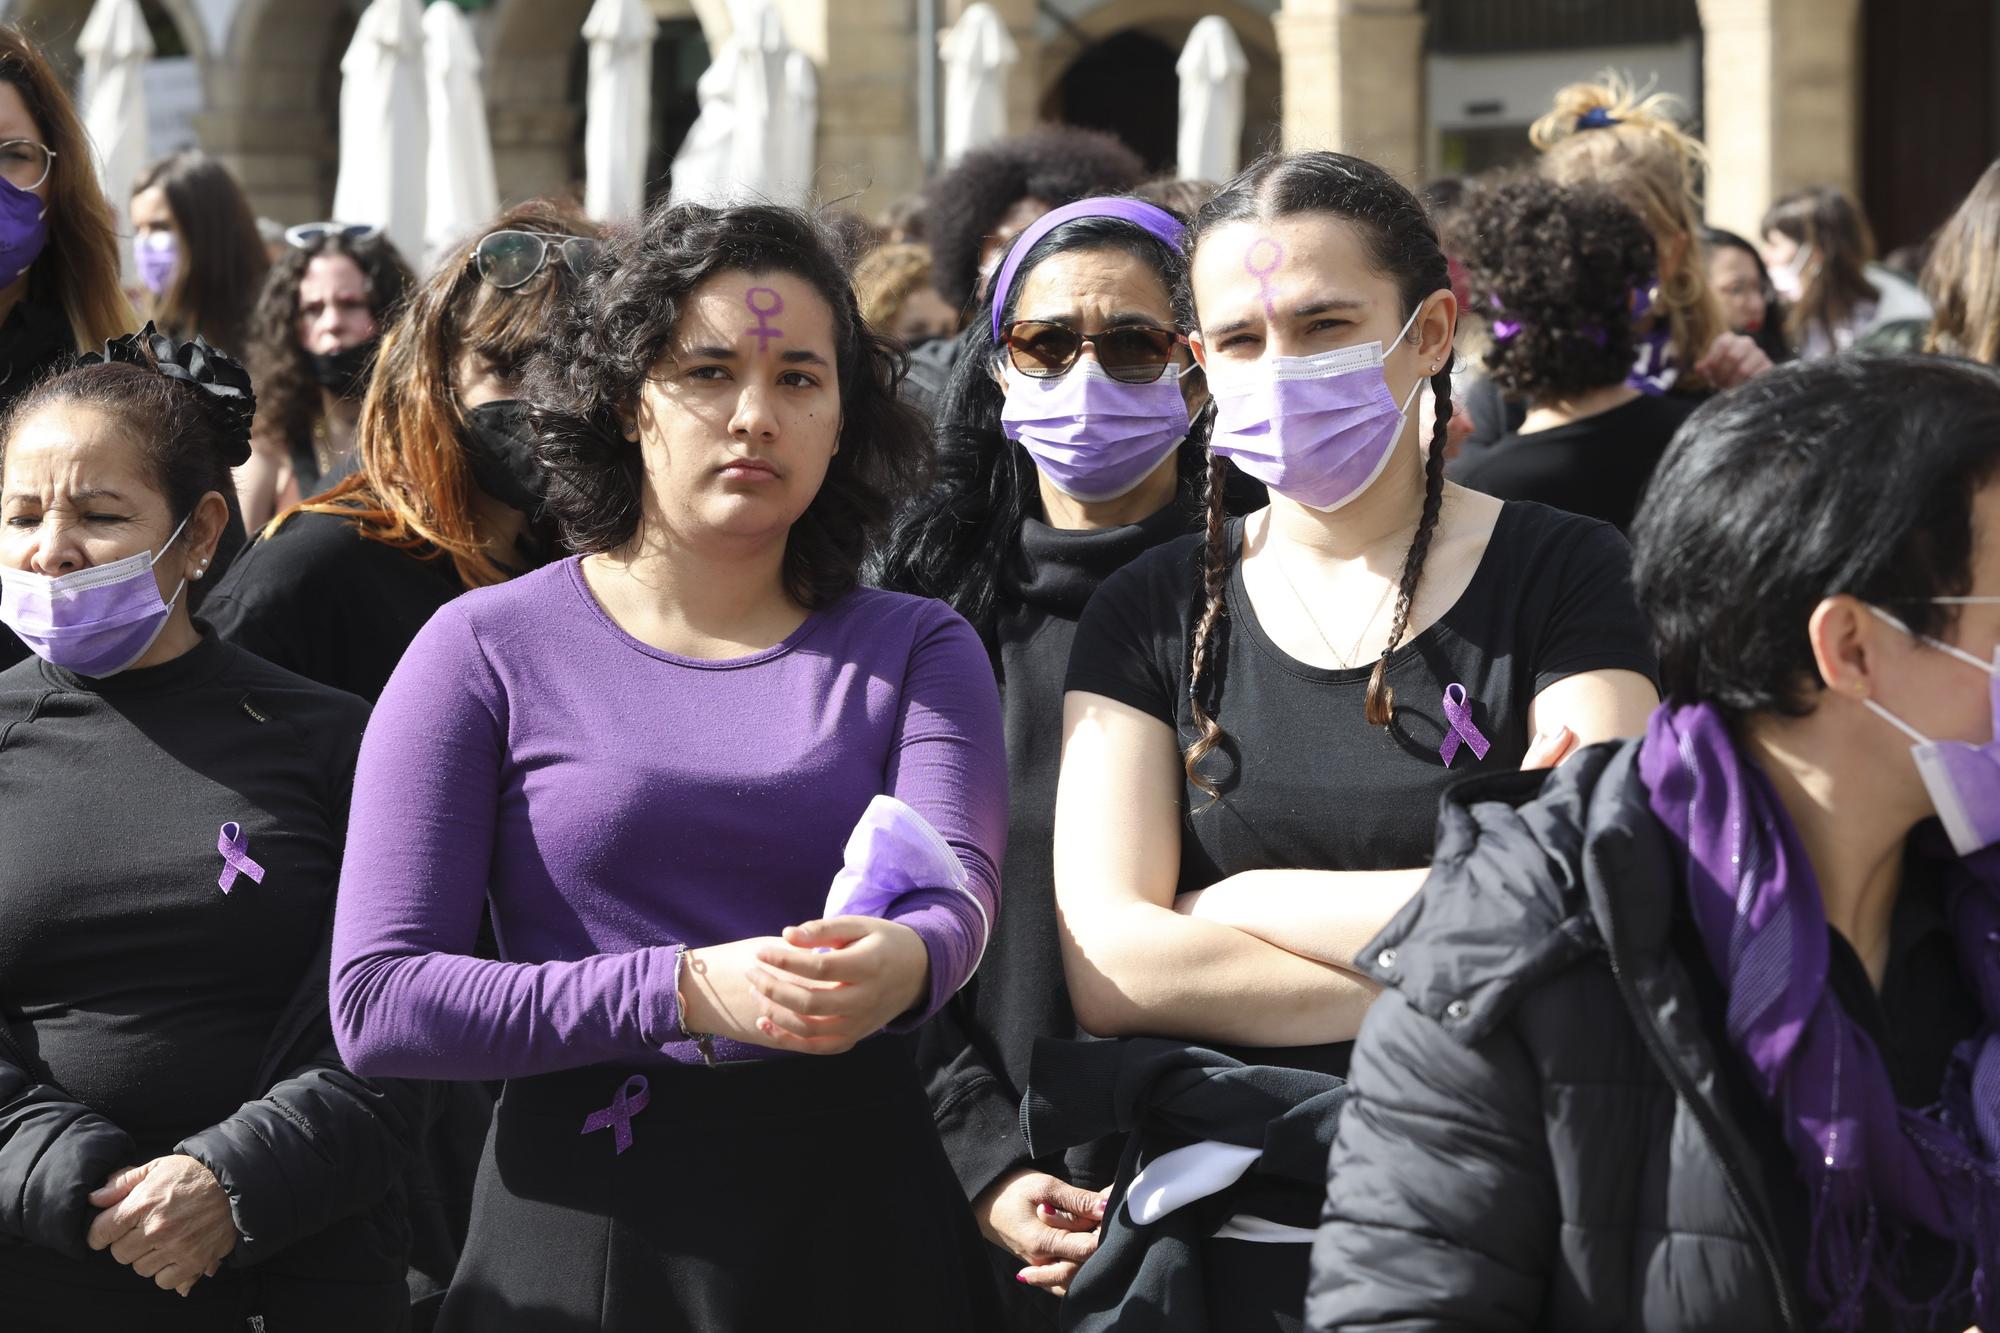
<box><xmin>1639</xmin><ymin>702</ymin><xmax>2000</xmax><ymax>1330</ymax></box>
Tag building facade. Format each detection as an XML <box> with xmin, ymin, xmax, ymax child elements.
<box><xmin>0</xmin><ymin>0</ymin><xmax>1988</xmax><ymax>252</ymax></box>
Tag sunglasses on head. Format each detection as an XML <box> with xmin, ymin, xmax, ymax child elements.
<box><xmin>471</xmin><ymin>230</ymin><xmax>601</xmax><ymax>290</ymax></box>
<box><xmin>284</xmin><ymin>221</ymin><xmax>381</xmax><ymax>250</ymax></box>
<box><xmin>1001</xmin><ymin>320</ymin><xmax>1185</xmax><ymax>384</ymax></box>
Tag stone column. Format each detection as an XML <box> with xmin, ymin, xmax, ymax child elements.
<box><xmin>1696</xmin><ymin>0</ymin><xmax>1864</xmax><ymax>240</ymax></box>
<box><xmin>1275</xmin><ymin>0</ymin><xmax>1426</xmax><ymax>182</ymax></box>
<box><xmin>777</xmin><ymin>0</ymin><xmax>928</xmax><ymax>216</ymax></box>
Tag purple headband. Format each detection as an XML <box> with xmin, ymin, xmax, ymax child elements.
<box><xmin>988</xmin><ymin>197</ymin><xmax>1187</xmax><ymax>339</ymax></box>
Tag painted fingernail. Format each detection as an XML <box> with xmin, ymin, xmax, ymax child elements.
<box><xmin>1094</xmin><ymin>1197</ymin><xmax>1108</xmax><ymax>1217</ymax></box>
<box><xmin>1014</xmin><ymin>1273</ymin><xmax>1029</xmax><ymax>1284</ymax></box>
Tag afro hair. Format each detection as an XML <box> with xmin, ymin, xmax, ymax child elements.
<box><xmin>1459</xmin><ymin>172</ymin><xmax>1658</xmax><ymax>402</ymax></box>
<box><xmin>921</xmin><ymin>124</ymin><xmax>1145</xmax><ymax>311</ymax></box>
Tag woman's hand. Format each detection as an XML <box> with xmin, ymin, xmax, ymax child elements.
<box><xmin>972</xmin><ymin>1167</ymin><xmax>1108</xmax><ymax>1295</ymax></box>
<box><xmin>742</xmin><ymin>916</ymin><xmax>930</xmax><ymax>1054</ymax></box>
<box><xmin>1521</xmin><ymin>724</ymin><xmax>1576</xmax><ymax>770</ymax></box>
<box><xmin>86</xmin><ymin>1156</ymin><xmax>236</xmax><ymax>1296</ymax></box>
<box><xmin>1694</xmin><ymin>331</ymin><xmax>1773</xmax><ymax>390</ymax></box>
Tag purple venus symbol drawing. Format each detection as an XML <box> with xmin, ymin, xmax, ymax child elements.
<box><xmin>1245</xmin><ymin>238</ymin><xmax>1284</xmax><ymax>315</ymax></box>
<box><xmin>745</xmin><ymin>286</ymin><xmax>785</xmax><ymax>351</ymax></box>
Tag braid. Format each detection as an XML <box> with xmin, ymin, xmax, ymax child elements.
<box><xmin>1363</xmin><ymin>364</ymin><xmax>1453</xmax><ymax>727</ymax></box>
<box><xmin>1184</xmin><ymin>450</ymin><xmax>1233</xmax><ymax>798</ymax></box>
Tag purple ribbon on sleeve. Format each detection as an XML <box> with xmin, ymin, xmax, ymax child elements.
<box><xmin>216</xmin><ymin>822</ymin><xmax>266</xmax><ymax>894</ymax></box>
<box><xmin>1439</xmin><ymin>683</ymin><xmax>1492</xmax><ymax>769</ymax></box>
<box><xmin>579</xmin><ymin>1074</ymin><xmax>651</xmax><ymax>1155</ymax></box>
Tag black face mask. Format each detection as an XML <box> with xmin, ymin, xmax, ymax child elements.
<box><xmin>309</xmin><ymin>337</ymin><xmax>380</xmax><ymax>399</ymax></box>
<box><xmin>461</xmin><ymin>399</ymin><xmax>547</xmax><ymax>518</ymax></box>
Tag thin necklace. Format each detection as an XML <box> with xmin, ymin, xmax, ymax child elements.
<box><xmin>1265</xmin><ymin>520</ymin><xmax>1405</xmax><ymax>670</ymax></box>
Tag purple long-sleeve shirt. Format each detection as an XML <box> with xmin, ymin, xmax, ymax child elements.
<box><xmin>330</xmin><ymin>557</ymin><xmax>1006</xmax><ymax>1080</ymax></box>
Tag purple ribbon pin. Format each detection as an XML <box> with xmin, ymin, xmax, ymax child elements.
<box><xmin>216</xmin><ymin>822</ymin><xmax>265</xmax><ymax>894</ymax></box>
<box><xmin>580</xmin><ymin>1074</ymin><xmax>651</xmax><ymax>1155</ymax></box>
<box><xmin>1439</xmin><ymin>683</ymin><xmax>1492</xmax><ymax>769</ymax></box>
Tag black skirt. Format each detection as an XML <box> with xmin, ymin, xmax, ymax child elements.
<box><xmin>439</xmin><ymin>1034</ymin><xmax>1004</xmax><ymax>1332</ymax></box>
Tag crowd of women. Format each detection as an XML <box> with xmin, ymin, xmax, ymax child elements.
<box><xmin>0</xmin><ymin>18</ymin><xmax>1992</xmax><ymax>1331</ymax></box>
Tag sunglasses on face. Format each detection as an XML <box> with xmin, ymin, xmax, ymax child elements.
<box><xmin>1000</xmin><ymin>320</ymin><xmax>1185</xmax><ymax>384</ymax></box>
<box><xmin>471</xmin><ymin>230</ymin><xmax>601</xmax><ymax>290</ymax></box>
<box><xmin>284</xmin><ymin>221</ymin><xmax>381</xmax><ymax>249</ymax></box>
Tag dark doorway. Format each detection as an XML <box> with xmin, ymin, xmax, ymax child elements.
<box><xmin>1052</xmin><ymin>30</ymin><xmax>1178</xmax><ymax>173</ymax></box>
<box><xmin>1861</xmin><ymin>0</ymin><xmax>1998</xmax><ymax>255</ymax></box>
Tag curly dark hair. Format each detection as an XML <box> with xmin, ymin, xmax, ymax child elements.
<box><xmin>244</xmin><ymin>231</ymin><xmax>413</xmax><ymax>472</ymax></box>
<box><xmin>525</xmin><ymin>201</ymin><xmax>932</xmax><ymax>609</ymax></box>
<box><xmin>1458</xmin><ymin>173</ymin><xmax>1655</xmax><ymax>402</ymax></box>
<box><xmin>922</xmin><ymin>125</ymin><xmax>1145</xmax><ymax>311</ymax></box>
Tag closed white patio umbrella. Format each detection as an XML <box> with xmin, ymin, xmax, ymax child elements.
<box><xmin>1176</xmin><ymin>16</ymin><xmax>1249</xmax><ymax>184</ymax></box>
<box><xmin>669</xmin><ymin>0</ymin><xmax>817</xmax><ymax>209</ymax></box>
<box><xmin>77</xmin><ymin>0</ymin><xmax>153</xmax><ymax>251</ymax></box>
<box><xmin>582</xmin><ymin>0</ymin><xmax>658</xmax><ymax>220</ymax></box>
<box><xmin>422</xmin><ymin>0</ymin><xmax>498</xmax><ymax>261</ymax></box>
<box><xmin>939</xmin><ymin>3</ymin><xmax>1016</xmax><ymax>166</ymax></box>
<box><xmin>331</xmin><ymin>0</ymin><xmax>428</xmax><ymax>264</ymax></box>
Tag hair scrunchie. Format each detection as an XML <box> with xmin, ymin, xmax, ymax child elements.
<box><xmin>82</xmin><ymin>321</ymin><xmax>257</xmax><ymax>466</ymax></box>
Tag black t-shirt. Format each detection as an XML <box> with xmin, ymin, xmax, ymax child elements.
<box><xmin>1069</xmin><ymin>500</ymin><xmax>1658</xmax><ymax>882</ymax></box>
<box><xmin>0</xmin><ymin>635</ymin><xmax>369</xmax><ymax>1156</ymax></box>
<box><xmin>1452</xmin><ymin>393</ymin><xmax>1697</xmax><ymax>533</ymax></box>
<box><xmin>1064</xmin><ymin>501</ymin><xmax>1657</xmax><ymax>1068</ymax></box>
<box><xmin>1675</xmin><ymin>852</ymin><xmax>1978</xmax><ymax>1329</ymax></box>
<box><xmin>201</xmin><ymin>507</ymin><xmax>466</xmax><ymax>702</ymax></box>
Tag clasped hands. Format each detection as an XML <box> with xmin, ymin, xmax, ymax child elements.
<box><xmin>85</xmin><ymin>1154</ymin><xmax>236</xmax><ymax>1297</ymax></box>
<box><xmin>682</xmin><ymin>914</ymin><xmax>931</xmax><ymax>1056</ymax></box>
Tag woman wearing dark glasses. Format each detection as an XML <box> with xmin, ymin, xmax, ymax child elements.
<box><xmin>238</xmin><ymin>224</ymin><xmax>413</xmax><ymax>528</ymax></box>
<box><xmin>208</xmin><ymin>200</ymin><xmax>598</xmax><ymax>706</ymax></box>
<box><xmin>877</xmin><ymin>195</ymin><xmax>1237</xmax><ymax>1327</ymax></box>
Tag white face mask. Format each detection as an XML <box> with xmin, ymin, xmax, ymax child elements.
<box><xmin>1767</xmin><ymin>244</ymin><xmax>1814</xmax><ymax>303</ymax></box>
<box><xmin>1864</xmin><ymin>600</ymin><xmax>2000</xmax><ymax>856</ymax></box>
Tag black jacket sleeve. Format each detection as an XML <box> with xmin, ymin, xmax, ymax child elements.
<box><xmin>918</xmin><ymin>1001</ymin><xmax>1034</xmax><ymax>1201</ymax></box>
<box><xmin>0</xmin><ymin>1040</ymin><xmax>138</xmax><ymax>1258</ymax></box>
<box><xmin>1306</xmin><ymin>990</ymin><xmax>1557</xmax><ymax>1332</ymax></box>
<box><xmin>173</xmin><ymin>930</ymin><xmax>426</xmax><ymax>1268</ymax></box>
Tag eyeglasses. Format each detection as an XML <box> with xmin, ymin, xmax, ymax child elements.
<box><xmin>1000</xmin><ymin>320</ymin><xmax>1185</xmax><ymax>384</ymax></box>
<box><xmin>284</xmin><ymin>221</ymin><xmax>382</xmax><ymax>249</ymax></box>
<box><xmin>471</xmin><ymin>230</ymin><xmax>601</xmax><ymax>290</ymax></box>
<box><xmin>0</xmin><ymin>140</ymin><xmax>54</xmax><ymax>194</ymax></box>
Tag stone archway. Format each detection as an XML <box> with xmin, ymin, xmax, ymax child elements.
<box><xmin>4</xmin><ymin>0</ymin><xmax>211</xmax><ymax>86</ymax></box>
<box><xmin>201</xmin><ymin>0</ymin><xmax>360</xmax><ymax>223</ymax></box>
<box><xmin>1036</xmin><ymin>1</ymin><xmax>1282</xmax><ymax>178</ymax></box>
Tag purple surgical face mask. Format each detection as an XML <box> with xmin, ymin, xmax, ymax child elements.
<box><xmin>1000</xmin><ymin>358</ymin><xmax>1190</xmax><ymax>502</ymax></box>
<box><xmin>0</xmin><ymin>514</ymin><xmax>191</xmax><ymax>677</ymax></box>
<box><xmin>1204</xmin><ymin>304</ymin><xmax>1426</xmax><ymax>512</ymax></box>
<box><xmin>135</xmin><ymin>231</ymin><xmax>179</xmax><ymax>295</ymax></box>
<box><xmin>0</xmin><ymin>175</ymin><xmax>47</xmax><ymax>283</ymax></box>
<box><xmin>1865</xmin><ymin>602</ymin><xmax>2000</xmax><ymax>856</ymax></box>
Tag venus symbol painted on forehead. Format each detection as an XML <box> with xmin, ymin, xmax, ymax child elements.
<box><xmin>1245</xmin><ymin>238</ymin><xmax>1284</xmax><ymax>316</ymax></box>
<box><xmin>745</xmin><ymin>287</ymin><xmax>785</xmax><ymax>351</ymax></box>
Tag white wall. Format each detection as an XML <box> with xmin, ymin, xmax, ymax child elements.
<box><xmin>1425</xmin><ymin>39</ymin><xmax>1700</xmax><ymax>177</ymax></box>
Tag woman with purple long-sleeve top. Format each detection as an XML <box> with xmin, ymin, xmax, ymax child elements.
<box><xmin>330</xmin><ymin>202</ymin><xmax>1008</xmax><ymax>1331</ymax></box>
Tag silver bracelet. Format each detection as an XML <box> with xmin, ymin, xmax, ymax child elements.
<box><xmin>672</xmin><ymin>944</ymin><xmax>718</xmax><ymax>1066</ymax></box>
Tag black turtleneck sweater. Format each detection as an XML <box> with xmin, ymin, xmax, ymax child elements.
<box><xmin>917</xmin><ymin>497</ymin><xmax>1201</xmax><ymax>1211</ymax></box>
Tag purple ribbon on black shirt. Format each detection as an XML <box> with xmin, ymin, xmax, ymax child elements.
<box><xmin>216</xmin><ymin>822</ymin><xmax>265</xmax><ymax>894</ymax></box>
<box><xmin>580</xmin><ymin>1074</ymin><xmax>651</xmax><ymax>1155</ymax></box>
<box><xmin>1438</xmin><ymin>683</ymin><xmax>1491</xmax><ymax>769</ymax></box>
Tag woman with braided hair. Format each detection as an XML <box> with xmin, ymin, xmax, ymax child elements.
<box><xmin>0</xmin><ymin>326</ymin><xmax>420</xmax><ymax>1328</ymax></box>
<box><xmin>1046</xmin><ymin>152</ymin><xmax>1660</xmax><ymax>1327</ymax></box>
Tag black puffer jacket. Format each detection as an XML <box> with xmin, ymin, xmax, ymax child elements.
<box><xmin>0</xmin><ymin>916</ymin><xmax>424</xmax><ymax>1320</ymax></box>
<box><xmin>1307</xmin><ymin>740</ymin><xmax>1808</xmax><ymax>1332</ymax></box>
